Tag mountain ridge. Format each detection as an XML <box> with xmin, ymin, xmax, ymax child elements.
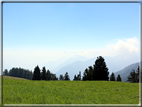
<box><xmin>55</xmin><ymin>53</ymin><xmax>139</xmax><ymax>80</ymax></box>
<box><xmin>114</xmin><ymin>62</ymin><xmax>139</xmax><ymax>82</ymax></box>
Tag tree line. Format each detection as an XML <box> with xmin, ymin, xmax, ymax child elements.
<box><xmin>77</xmin><ymin>56</ymin><xmax>109</xmax><ymax>81</ymax></box>
<box><xmin>109</xmin><ymin>72</ymin><xmax>121</xmax><ymax>81</ymax></box>
<box><xmin>127</xmin><ymin>66</ymin><xmax>141</xmax><ymax>83</ymax></box>
<box><xmin>32</xmin><ymin>66</ymin><xmax>58</xmax><ymax>80</ymax></box>
<box><xmin>3</xmin><ymin>67</ymin><xmax>33</xmax><ymax>80</ymax></box>
<box><xmin>3</xmin><ymin>56</ymin><xmax>141</xmax><ymax>83</ymax></box>
<box><xmin>73</xmin><ymin>56</ymin><xmax>121</xmax><ymax>81</ymax></box>
<box><xmin>107</xmin><ymin>66</ymin><xmax>141</xmax><ymax>83</ymax></box>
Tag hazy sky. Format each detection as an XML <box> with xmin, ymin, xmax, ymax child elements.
<box><xmin>3</xmin><ymin>3</ymin><xmax>140</xmax><ymax>72</ymax></box>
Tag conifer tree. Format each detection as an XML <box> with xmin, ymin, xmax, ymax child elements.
<box><xmin>82</xmin><ymin>68</ymin><xmax>88</xmax><ymax>81</ymax></box>
<box><xmin>26</xmin><ymin>71</ymin><xmax>30</xmax><ymax>79</ymax></box>
<box><xmin>64</xmin><ymin>72</ymin><xmax>70</xmax><ymax>80</ymax></box>
<box><xmin>93</xmin><ymin>56</ymin><xmax>109</xmax><ymax>81</ymax></box>
<box><xmin>88</xmin><ymin>66</ymin><xmax>93</xmax><ymax>80</ymax></box>
<box><xmin>117</xmin><ymin>74</ymin><xmax>121</xmax><ymax>82</ymax></box>
<box><xmin>54</xmin><ymin>74</ymin><xmax>58</xmax><ymax>80</ymax></box>
<box><xmin>77</xmin><ymin>75</ymin><xmax>79</xmax><ymax>80</ymax></box>
<box><xmin>41</xmin><ymin>66</ymin><xmax>46</xmax><ymax>80</ymax></box>
<box><xmin>127</xmin><ymin>66</ymin><xmax>141</xmax><ymax>83</ymax></box>
<box><xmin>3</xmin><ymin>69</ymin><xmax>8</xmax><ymax>75</ymax></box>
<box><xmin>135</xmin><ymin>66</ymin><xmax>141</xmax><ymax>83</ymax></box>
<box><xmin>76</xmin><ymin>71</ymin><xmax>81</xmax><ymax>80</ymax></box>
<box><xmin>46</xmin><ymin>70</ymin><xmax>51</xmax><ymax>80</ymax></box>
<box><xmin>59</xmin><ymin>74</ymin><xmax>64</xmax><ymax>80</ymax></box>
<box><xmin>50</xmin><ymin>74</ymin><xmax>58</xmax><ymax>80</ymax></box>
<box><xmin>32</xmin><ymin>65</ymin><xmax>41</xmax><ymax>80</ymax></box>
<box><xmin>6</xmin><ymin>67</ymin><xmax>32</xmax><ymax>80</ymax></box>
<box><xmin>110</xmin><ymin>72</ymin><xmax>115</xmax><ymax>81</ymax></box>
<box><xmin>127</xmin><ymin>69</ymin><xmax>137</xmax><ymax>83</ymax></box>
<box><xmin>73</xmin><ymin>74</ymin><xmax>77</xmax><ymax>80</ymax></box>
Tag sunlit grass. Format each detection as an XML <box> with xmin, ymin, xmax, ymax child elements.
<box><xmin>3</xmin><ymin>76</ymin><xmax>139</xmax><ymax>104</ymax></box>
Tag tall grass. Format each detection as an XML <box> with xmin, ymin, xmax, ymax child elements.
<box><xmin>3</xmin><ymin>76</ymin><xmax>139</xmax><ymax>104</ymax></box>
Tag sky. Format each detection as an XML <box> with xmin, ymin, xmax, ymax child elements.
<box><xmin>2</xmin><ymin>3</ymin><xmax>140</xmax><ymax>73</ymax></box>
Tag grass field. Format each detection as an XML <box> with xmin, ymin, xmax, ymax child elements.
<box><xmin>3</xmin><ymin>76</ymin><xmax>139</xmax><ymax>104</ymax></box>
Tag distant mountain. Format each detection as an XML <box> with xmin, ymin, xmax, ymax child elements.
<box><xmin>56</xmin><ymin>61</ymin><xmax>87</xmax><ymax>80</ymax></box>
<box><xmin>44</xmin><ymin>56</ymin><xmax>69</xmax><ymax>72</ymax></box>
<box><xmin>50</xmin><ymin>55</ymin><xmax>88</xmax><ymax>73</ymax></box>
<box><xmin>55</xmin><ymin>53</ymin><xmax>139</xmax><ymax>80</ymax></box>
<box><xmin>114</xmin><ymin>62</ymin><xmax>139</xmax><ymax>82</ymax></box>
<box><xmin>105</xmin><ymin>53</ymin><xmax>139</xmax><ymax>75</ymax></box>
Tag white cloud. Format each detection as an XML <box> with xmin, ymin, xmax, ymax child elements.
<box><xmin>72</xmin><ymin>37</ymin><xmax>140</xmax><ymax>58</ymax></box>
<box><xmin>3</xmin><ymin>37</ymin><xmax>140</xmax><ymax>71</ymax></box>
<box><xmin>101</xmin><ymin>37</ymin><xmax>140</xmax><ymax>57</ymax></box>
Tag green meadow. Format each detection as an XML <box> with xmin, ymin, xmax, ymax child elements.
<box><xmin>3</xmin><ymin>76</ymin><xmax>139</xmax><ymax>104</ymax></box>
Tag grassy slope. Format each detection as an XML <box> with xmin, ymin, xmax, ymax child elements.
<box><xmin>3</xmin><ymin>75</ymin><xmax>29</xmax><ymax>80</ymax></box>
<box><xmin>3</xmin><ymin>76</ymin><xmax>139</xmax><ymax>104</ymax></box>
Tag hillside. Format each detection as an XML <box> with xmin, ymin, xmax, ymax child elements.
<box><xmin>3</xmin><ymin>75</ymin><xmax>29</xmax><ymax>80</ymax></box>
<box><xmin>114</xmin><ymin>62</ymin><xmax>139</xmax><ymax>82</ymax></box>
<box><xmin>3</xmin><ymin>76</ymin><xmax>139</xmax><ymax>104</ymax></box>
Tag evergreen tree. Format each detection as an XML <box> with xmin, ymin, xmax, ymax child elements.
<box><xmin>51</xmin><ymin>74</ymin><xmax>58</xmax><ymax>80</ymax></box>
<box><xmin>117</xmin><ymin>74</ymin><xmax>121</xmax><ymax>82</ymax></box>
<box><xmin>50</xmin><ymin>73</ymin><xmax>54</xmax><ymax>80</ymax></box>
<box><xmin>59</xmin><ymin>74</ymin><xmax>64</xmax><ymax>80</ymax></box>
<box><xmin>77</xmin><ymin>75</ymin><xmax>79</xmax><ymax>80</ymax></box>
<box><xmin>110</xmin><ymin>72</ymin><xmax>115</xmax><ymax>81</ymax></box>
<box><xmin>82</xmin><ymin>68</ymin><xmax>88</xmax><ymax>81</ymax></box>
<box><xmin>127</xmin><ymin>66</ymin><xmax>141</xmax><ymax>83</ymax></box>
<box><xmin>29</xmin><ymin>70</ymin><xmax>33</xmax><ymax>80</ymax></box>
<box><xmin>32</xmin><ymin>65</ymin><xmax>41</xmax><ymax>80</ymax></box>
<box><xmin>135</xmin><ymin>66</ymin><xmax>141</xmax><ymax>83</ymax></box>
<box><xmin>88</xmin><ymin>66</ymin><xmax>93</xmax><ymax>80</ymax></box>
<box><xmin>64</xmin><ymin>72</ymin><xmax>70</xmax><ymax>80</ymax></box>
<box><xmin>41</xmin><ymin>67</ymin><xmax>47</xmax><ymax>80</ymax></box>
<box><xmin>73</xmin><ymin>74</ymin><xmax>77</xmax><ymax>80</ymax></box>
<box><xmin>8</xmin><ymin>67</ymin><xmax>32</xmax><ymax>80</ymax></box>
<box><xmin>93</xmin><ymin>56</ymin><xmax>109</xmax><ymax>81</ymax></box>
<box><xmin>78</xmin><ymin>71</ymin><xmax>81</xmax><ymax>80</ymax></box>
<box><xmin>76</xmin><ymin>71</ymin><xmax>81</xmax><ymax>80</ymax></box>
<box><xmin>26</xmin><ymin>70</ymin><xmax>30</xmax><ymax>79</ymax></box>
<box><xmin>8</xmin><ymin>68</ymin><xmax>15</xmax><ymax>77</ymax></box>
<box><xmin>3</xmin><ymin>69</ymin><xmax>8</xmax><ymax>75</ymax></box>
<box><xmin>127</xmin><ymin>69</ymin><xmax>137</xmax><ymax>83</ymax></box>
<box><xmin>46</xmin><ymin>70</ymin><xmax>51</xmax><ymax>80</ymax></box>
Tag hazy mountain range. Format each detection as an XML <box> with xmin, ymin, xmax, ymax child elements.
<box><xmin>54</xmin><ymin>53</ymin><xmax>139</xmax><ymax>80</ymax></box>
<box><xmin>114</xmin><ymin>62</ymin><xmax>139</xmax><ymax>82</ymax></box>
<box><xmin>3</xmin><ymin>53</ymin><xmax>140</xmax><ymax>81</ymax></box>
<box><xmin>46</xmin><ymin>55</ymin><xmax>88</xmax><ymax>73</ymax></box>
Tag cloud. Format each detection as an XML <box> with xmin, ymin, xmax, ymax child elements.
<box><xmin>101</xmin><ymin>37</ymin><xmax>139</xmax><ymax>57</ymax></box>
<box><xmin>72</xmin><ymin>37</ymin><xmax>140</xmax><ymax>58</ymax></box>
<box><xmin>3</xmin><ymin>37</ymin><xmax>140</xmax><ymax>71</ymax></box>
